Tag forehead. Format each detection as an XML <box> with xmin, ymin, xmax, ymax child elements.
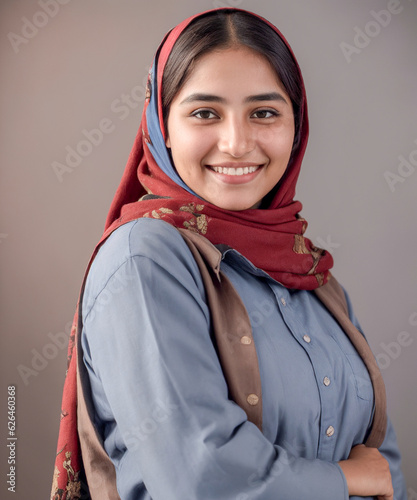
<box><xmin>176</xmin><ymin>46</ymin><xmax>287</xmax><ymax>96</ymax></box>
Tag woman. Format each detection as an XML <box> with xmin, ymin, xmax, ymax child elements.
<box><xmin>51</xmin><ymin>8</ymin><xmax>406</xmax><ymax>500</ymax></box>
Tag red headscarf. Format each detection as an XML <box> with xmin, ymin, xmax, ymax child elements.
<box><xmin>51</xmin><ymin>8</ymin><xmax>333</xmax><ymax>499</ymax></box>
<box><xmin>100</xmin><ymin>8</ymin><xmax>333</xmax><ymax>290</ymax></box>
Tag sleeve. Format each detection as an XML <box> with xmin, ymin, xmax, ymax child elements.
<box><xmin>342</xmin><ymin>287</ymin><xmax>407</xmax><ymax>500</ymax></box>
<box><xmin>81</xmin><ymin>226</ymin><xmax>349</xmax><ymax>500</ymax></box>
<box><xmin>378</xmin><ymin>419</ymin><xmax>407</xmax><ymax>500</ymax></box>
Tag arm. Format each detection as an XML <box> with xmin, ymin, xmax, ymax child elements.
<box><xmin>378</xmin><ymin>418</ymin><xmax>407</xmax><ymax>499</ymax></box>
<box><xmin>338</xmin><ymin>287</ymin><xmax>407</xmax><ymax>500</ymax></box>
<box><xmin>81</xmin><ymin>220</ymin><xmax>348</xmax><ymax>500</ymax></box>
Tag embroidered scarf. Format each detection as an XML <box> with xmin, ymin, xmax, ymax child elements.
<box><xmin>101</xmin><ymin>8</ymin><xmax>333</xmax><ymax>290</ymax></box>
<box><xmin>51</xmin><ymin>7</ymin><xmax>339</xmax><ymax>499</ymax></box>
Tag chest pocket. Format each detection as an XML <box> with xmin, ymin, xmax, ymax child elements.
<box><xmin>345</xmin><ymin>353</ymin><xmax>374</xmax><ymax>402</ymax></box>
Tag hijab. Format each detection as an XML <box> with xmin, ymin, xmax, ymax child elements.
<box><xmin>51</xmin><ymin>8</ymin><xmax>334</xmax><ymax>499</ymax></box>
<box><xmin>99</xmin><ymin>8</ymin><xmax>333</xmax><ymax>290</ymax></box>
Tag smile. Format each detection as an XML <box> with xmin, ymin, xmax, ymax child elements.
<box><xmin>206</xmin><ymin>163</ymin><xmax>264</xmax><ymax>185</ymax></box>
<box><xmin>209</xmin><ymin>165</ymin><xmax>260</xmax><ymax>176</ymax></box>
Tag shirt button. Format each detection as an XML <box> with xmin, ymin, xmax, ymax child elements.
<box><xmin>303</xmin><ymin>334</ymin><xmax>311</xmax><ymax>343</ymax></box>
<box><xmin>247</xmin><ymin>394</ymin><xmax>259</xmax><ymax>406</ymax></box>
<box><xmin>280</xmin><ymin>298</ymin><xmax>286</xmax><ymax>306</ymax></box>
<box><xmin>323</xmin><ymin>377</ymin><xmax>331</xmax><ymax>386</ymax></box>
<box><xmin>326</xmin><ymin>425</ymin><xmax>335</xmax><ymax>437</ymax></box>
<box><xmin>240</xmin><ymin>336</ymin><xmax>252</xmax><ymax>345</ymax></box>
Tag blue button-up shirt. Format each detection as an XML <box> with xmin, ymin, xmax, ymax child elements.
<box><xmin>81</xmin><ymin>218</ymin><xmax>406</xmax><ymax>500</ymax></box>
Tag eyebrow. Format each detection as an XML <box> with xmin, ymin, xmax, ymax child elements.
<box><xmin>179</xmin><ymin>92</ymin><xmax>288</xmax><ymax>105</ymax></box>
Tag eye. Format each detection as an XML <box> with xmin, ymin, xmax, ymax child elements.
<box><xmin>251</xmin><ymin>109</ymin><xmax>279</xmax><ymax>119</ymax></box>
<box><xmin>191</xmin><ymin>109</ymin><xmax>218</xmax><ymax>120</ymax></box>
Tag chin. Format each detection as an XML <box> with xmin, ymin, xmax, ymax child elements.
<box><xmin>212</xmin><ymin>200</ymin><xmax>260</xmax><ymax>211</ymax></box>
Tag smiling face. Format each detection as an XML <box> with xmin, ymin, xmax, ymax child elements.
<box><xmin>165</xmin><ymin>46</ymin><xmax>295</xmax><ymax>211</ymax></box>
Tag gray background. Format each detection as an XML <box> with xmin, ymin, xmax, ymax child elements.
<box><xmin>1</xmin><ymin>0</ymin><xmax>416</xmax><ymax>498</ymax></box>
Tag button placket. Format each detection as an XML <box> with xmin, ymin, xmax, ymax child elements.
<box><xmin>269</xmin><ymin>281</ymin><xmax>339</xmax><ymax>458</ymax></box>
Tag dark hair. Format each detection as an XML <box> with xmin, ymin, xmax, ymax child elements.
<box><xmin>162</xmin><ymin>9</ymin><xmax>303</xmax><ymax>154</ymax></box>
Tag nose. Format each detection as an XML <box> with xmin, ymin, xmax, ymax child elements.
<box><xmin>217</xmin><ymin>115</ymin><xmax>255</xmax><ymax>158</ymax></box>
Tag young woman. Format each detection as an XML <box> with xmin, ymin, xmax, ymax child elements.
<box><xmin>52</xmin><ymin>8</ymin><xmax>406</xmax><ymax>500</ymax></box>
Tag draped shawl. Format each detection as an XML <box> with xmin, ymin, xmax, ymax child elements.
<box><xmin>50</xmin><ymin>8</ymin><xmax>386</xmax><ymax>500</ymax></box>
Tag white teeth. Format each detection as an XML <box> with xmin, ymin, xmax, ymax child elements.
<box><xmin>211</xmin><ymin>166</ymin><xmax>259</xmax><ymax>175</ymax></box>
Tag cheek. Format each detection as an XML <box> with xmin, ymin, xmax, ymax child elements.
<box><xmin>171</xmin><ymin>129</ymin><xmax>214</xmax><ymax>165</ymax></box>
<box><xmin>258</xmin><ymin>123</ymin><xmax>295</xmax><ymax>160</ymax></box>
<box><xmin>260</xmin><ymin>135</ymin><xmax>294</xmax><ymax>161</ymax></box>
<box><xmin>169</xmin><ymin>138</ymin><xmax>205</xmax><ymax>182</ymax></box>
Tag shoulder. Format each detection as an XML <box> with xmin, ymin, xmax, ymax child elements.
<box><xmin>94</xmin><ymin>217</ymin><xmax>196</xmax><ymax>272</ymax></box>
<box><xmin>83</xmin><ymin>218</ymin><xmax>204</xmax><ymax>314</ymax></box>
<box><xmin>100</xmin><ymin>217</ymin><xmax>192</xmax><ymax>263</ymax></box>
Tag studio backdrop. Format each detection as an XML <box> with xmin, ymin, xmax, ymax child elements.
<box><xmin>0</xmin><ymin>0</ymin><xmax>416</xmax><ymax>497</ymax></box>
